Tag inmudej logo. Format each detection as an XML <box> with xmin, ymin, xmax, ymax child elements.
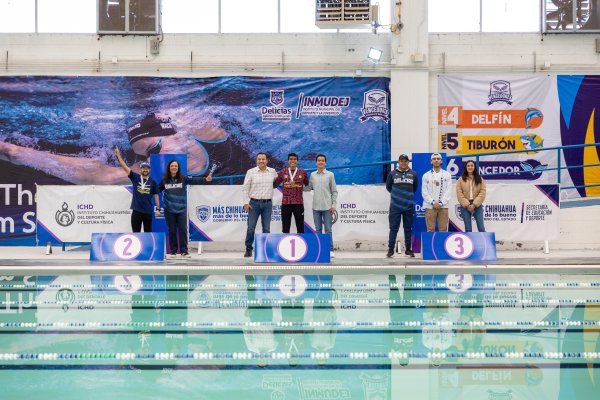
<box><xmin>488</xmin><ymin>80</ymin><xmax>512</xmax><ymax>105</ymax></box>
<box><xmin>260</xmin><ymin>89</ymin><xmax>292</xmax><ymax>122</ymax></box>
<box><xmin>295</xmin><ymin>92</ymin><xmax>351</xmax><ymax>118</ymax></box>
<box><xmin>360</xmin><ymin>89</ymin><xmax>389</xmax><ymax>122</ymax></box>
<box><xmin>55</xmin><ymin>202</ymin><xmax>75</xmax><ymax>227</ymax></box>
<box><xmin>196</xmin><ymin>205</ymin><xmax>210</xmax><ymax>223</ymax></box>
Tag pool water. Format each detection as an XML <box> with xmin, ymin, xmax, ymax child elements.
<box><xmin>1</xmin><ymin>273</ymin><xmax>599</xmax><ymax>399</ymax></box>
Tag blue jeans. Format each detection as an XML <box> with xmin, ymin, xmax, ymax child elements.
<box><xmin>459</xmin><ymin>204</ymin><xmax>485</xmax><ymax>232</ymax></box>
<box><xmin>388</xmin><ymin>207</ymin><xmax>414</xmax><ymax>250</ymax></box>
<box><xmin>164</xmin><ymin>211</ymin><xmax>188</xmax><ymax>254</ymax></box>
<box><xmin>313</xmin><ymin>210</ymin><xmax>333</xmax><ymax>251</ymax></box>
<box><xmin>245</xmin><ymin>199</ymin><xmax>272</xmax><ymax>250</ymax></box>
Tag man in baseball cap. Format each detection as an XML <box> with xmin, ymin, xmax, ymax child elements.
<box><xmin>115</xmin><ymin>146</ymin><xmax>161</xmax><ymax>232</ymax></box>
<box><xmin>386</xmin><ymin>153</ymin><xmax>418</xmax><ymax>258</ymax></box>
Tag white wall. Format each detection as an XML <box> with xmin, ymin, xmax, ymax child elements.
<box><xmin>1</xmin><ymin>0</ymin><xmax>599</xmax><ymax>250</ymax></box>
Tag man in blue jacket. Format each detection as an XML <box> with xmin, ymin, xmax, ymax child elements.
<box><xmin>386</xmin><ymin>154</ymin><xmax>419</xmax><ymax>258</ymax></box>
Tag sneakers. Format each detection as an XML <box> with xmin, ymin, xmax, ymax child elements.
<box><xmin>330</xmin><ymin>251</ymin><xmax>335</xmax><ymax>258</ymax></box>
<box><xmin>181</xmin><ymin>253</ymin><xmax>191</xmax><ymax>258</ymax></box>
<box><xmin>405</xmin><ymin>249</ymin><xmax>415</xmax><ymax>258</ymax></box>
<box><xmin>386</xmin><ymin>248</ymin><xmax>394</xmax><ymax>258</ymax></box>
<box><xmin>244</xmin><ymin>249</ymin><xmax>252</xmax><ymax>258</ymax></box>
<box><xmin>167</xmin><ymin>253</ymin><xmax>177</xmax><ymax>259</ymax></box>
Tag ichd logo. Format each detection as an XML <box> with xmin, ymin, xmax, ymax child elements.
<box><xmin>196</xmin><ymin>205</ymin><xmax>211</xmax><ymax>223</ymax></box>
<box><xmin>360</xmin><ymin>89</ymin><xmax>389</xmax><ymax>122</ymax></box>
<box><xmin>55</xmin><ymin>202</ymin><xmax>75</xmax><ymax>227</ymax></box>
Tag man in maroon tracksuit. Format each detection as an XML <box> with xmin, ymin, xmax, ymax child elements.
<box><xmin>274</xmin><ymin>153</ymin><xmax>309</xmax><ymax>233</ymax></box>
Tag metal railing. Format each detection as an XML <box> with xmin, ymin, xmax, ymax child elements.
<box><xmin>446</xmin><ymin>142</ymin><xmax>600</xmax><ymax>192</ymax></box>
<box><xmin>208</xmin><ymin>142</ymin><xmax>600</xmax><ymax>193</ymax></box>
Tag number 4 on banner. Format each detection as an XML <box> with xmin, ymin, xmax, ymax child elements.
<box><xmin>438</xmin><ymin>106</ymin><xmax>462</xmax><ymax>126</ymax></box>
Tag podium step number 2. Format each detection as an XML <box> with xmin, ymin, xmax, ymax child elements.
<box><xmin>90</xmin><ymin>233</ymin><xmax>165</xmax><ymax>261</ymax></box>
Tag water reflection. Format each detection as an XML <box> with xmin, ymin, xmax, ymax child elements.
<box><xmin>1</xmin><ymin>273</ymin><xmax>600</xmax><ymax>399</ymax></box>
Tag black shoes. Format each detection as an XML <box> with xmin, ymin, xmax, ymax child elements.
<box><xmin>244</xmin><ymin>249</ymin><xmax>252</xmax><ymax>258</ymax></box>
<box><xmin>386</xmin><ymin>248</ymin><xmax>394</xmax><ymax>258</ymax></box>
<box><xmin>405</xmin><ymin>249</ymin><xmax>415</xmax><ymax>258</ymax></box>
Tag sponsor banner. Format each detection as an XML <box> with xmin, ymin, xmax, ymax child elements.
<box><xmin>0</xmin><ymin>76</ymin><xmax>390</xmax><ymax>245</ymax></box>
<box><xmin>439</xmin><ymin>75</ymin><xmax>600</xmax><ymax>199</ymax></box>
<box><xmin>438</xmin><ymin>75</ymin><xmax>559</xmax><ymax>187</ymax></box>
<box><xmin>449</xmin><ymin>184</ymin><xmax>560</xmax><ymax>241</ymax></box>
<box><xmin>447</xmin><ymin>158</ymin><xmax>549</xmax><ymax>181</ymax></box>
<box><xmin>188</xmin><ymin>185</ymin><xmax>390</xmax><ymax>242</ymax></box>
<box><xmin>36</xmin><ymin>185</ymin><xmax>132</xmax><ymax>243</ymax></box>
<box><xmin>439</xmin><ymin>132</ymin><xmax>544</xmax><ymax>154</ymax></box>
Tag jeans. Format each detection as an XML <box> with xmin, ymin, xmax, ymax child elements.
<box><xmin>313</xmin><ymin>210</ymin><xmax>333</xmax><ymax>250</ymax></box>
<box><xmin>245</xmin><ymin>199</ymin><xmax>272</xmax><ymax>250</ymax></box>
<box><xmin>459</xmin><ymin>204</ymin><xmax>485</xmax><ymax>232</ymax></box>
<box><xmin>388</xmin><ymin>207</ymin><xmax>414</xmax><ymax>250</ymax></box>
<box><xmin>164</xmin><ymin>211</ymin><xmax>188</xmax><ymax>254</ymax></box>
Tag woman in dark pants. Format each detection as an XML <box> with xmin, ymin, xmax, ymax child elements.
<box><xmin>159</xmin><ymin>160</ymin><xmax>212</xmax><ymax>258</ymax></box>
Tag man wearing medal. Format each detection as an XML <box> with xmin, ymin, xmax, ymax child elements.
<box><xmin>422</xmin><ymin>153</ymin><xmax>452</xmax><ymax>232</ymax></box>
<box><xmin>114</xmin><ymin>146</ymin><xmax>161</xmax><ymax>232</ymax></box>
<box><xmin>274</xmin><ymin>153</ymin><xmax>310</xmax><ymax>234</ymax></box>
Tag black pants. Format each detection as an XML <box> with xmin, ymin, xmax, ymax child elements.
<box><xmin>131</xmin><ymin>210</ymin><xmax>152</xmax><ymax>232</ymax></box>
<box><xmin>281</xmin><ymin>204</ymin><xmax>304</xmax><ymax>233</ymax></box>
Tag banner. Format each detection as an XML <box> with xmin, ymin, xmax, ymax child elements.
<box><xmin>36</xmin><ymin>185</ymin><xmax>132</xmax><ymax>243</ymax></box>
<box><xmin>0</xmin><ymin>76</ymin><xmax>391</xmax><ymax>244</ymax></box>
<box><xmin>188</xmin><ymin>185</ymin><xmax>390</xmax><ymax>242</ymax></box>
<box><xmin>449</xmin><ymin>184</ymin><xmax>560</xmax><ymax>241</ymax></box>
<box><xmin>438</xmin><ymin>75</ymin><xmax>600</xmax><ymax>199</ymax></box>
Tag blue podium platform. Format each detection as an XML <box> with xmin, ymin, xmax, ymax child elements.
<box><xmin>254</xmin><ymin>233</ymin><xmax>331</xmax><ymax>263</ymax></box>
<box><xmin>90</xmin><ymin>232</ymin><xmax>165</xmax><ymax>261</ymax></box>
<box><xmin>421</xmin><ymin>232</ymin><xmax>497</xmax><ymax>261</ymax></box>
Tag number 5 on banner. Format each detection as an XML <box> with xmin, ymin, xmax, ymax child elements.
<box><xmin>438</xmin><ymin>106</ymin><xmax>462</xmax><ymax>126</ymax></box>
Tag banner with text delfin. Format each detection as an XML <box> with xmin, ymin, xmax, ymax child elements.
<box><xmin>438</xmin><ymin>75</ymin><xmax>600</xmax><ymax>199</ymax></box>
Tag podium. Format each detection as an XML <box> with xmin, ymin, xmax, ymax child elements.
<box><xmin>90</xmin><ymin>232</ymin><xmax>165</xmax><ymax>261</ymax></box>
<box><xmin>421</xmin><ymin>232</ymin><xmax>496</xmax><ymax>261</ymax></box>
<box><xmin>254</xmin><ymin>233</ymin><xmax>331</xmax><ymax>263</ymax></box>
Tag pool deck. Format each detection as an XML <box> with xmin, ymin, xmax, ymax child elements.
<box><xmin>0</xmin><ymin>246</ymin><xmax>599</xmax><ymax>275</ymax></box>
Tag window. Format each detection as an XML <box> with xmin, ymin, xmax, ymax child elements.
<box><xmin>429</xmin><ymin>0</ymin><xmax>542</xmax><ymax>32</ymax></box>
<box><xmin>482</xmin><ymin>0</ymin><xmax>540</xmax><ymax>32</ymax></box>
<box><xmin>161</xmin><ymin>0</ymin><xmax>219</xmax><ymax>33</ymax></box>
<box><xmin>429</xmin><ymin>0</ymin><xmax>481</xmax><ymax>32</ymax></box>
<box><xmin>221</xmin><ymin>0</ymin><xmax>278</xmax><ymax>33</ymax></box>
<box><xmin>38</xmin><ymin>0</ymin><xmax>96</xmax><ymax>33</ymax></box>
<box><xmin>0</xmin><ymin>0</ymin><xmax>35</xmax><ymax>33</ymax></box>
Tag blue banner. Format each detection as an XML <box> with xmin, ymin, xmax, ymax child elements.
<box><xmin>90</xmin><ymin>232</ymin><xmax>165</xmax><ymax>261</ymax></box>
<box><xmin>0</xmin><ymin>76</ymin><xmax>391</xmax><ymax>245</ymax></box>
<box><xmin>254</xmin><ymin>233</ymin><xmax>331</xmax><ymax>263</ymax></box>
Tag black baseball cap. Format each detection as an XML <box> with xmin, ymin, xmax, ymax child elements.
<box><xmin>398</xmin><ymin>154</ymin><xmax>410</xmax><ymax>161</ymax></box>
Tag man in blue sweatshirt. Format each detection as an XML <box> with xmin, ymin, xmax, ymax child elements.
<box><xmin>386</xmin><ymin>154</ymin><xmax>419</xmax><ymax>258</ymax></box>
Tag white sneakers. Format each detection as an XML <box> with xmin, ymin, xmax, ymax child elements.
<box><xmin>330</xmin><ymin>251</ymin><xmax>335</xmax><ymax>258</ymax></box>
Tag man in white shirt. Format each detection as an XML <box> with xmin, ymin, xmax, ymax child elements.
<box><xmin>242</xmin><ymin>153</ymin><xmax>277</xmax><ymax>257</ymax></box>
<box><xmin>421</xmin><ymin>153</ymin><xmax>452</xmax><ymax>232</ymax></box>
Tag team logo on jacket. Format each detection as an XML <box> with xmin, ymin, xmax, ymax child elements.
<box><xmin>488</xmin><ymin>80</ymin><xmax>513</xmax><ymax>105</ymax></box>
<box><xmin>360</xmin><ymin>89</ymin><xmax>389</xmax><ymax>122</ymax></box>
<box><xmin>196</xmin><ymin>205</ymin><xmax>211</xmax><ymax>223</ymax></box>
